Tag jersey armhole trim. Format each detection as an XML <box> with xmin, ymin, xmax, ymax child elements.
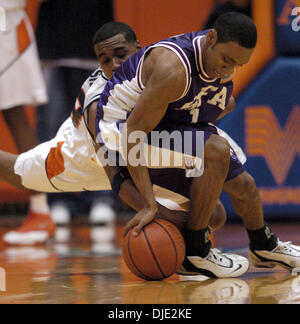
<box><xmin>136</xmin><ymin>43</ymin><xmax>192</xmax><ymax>100</ymax></box>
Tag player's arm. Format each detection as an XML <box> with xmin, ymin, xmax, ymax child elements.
<box><xmin>103</xmin><ymin>165</ymin><xmax>187</xmax><ymax>232</ymax></box>
<box><xmin>124</xmin><ymin>48</ymin><xmax>187</xmax><ymax>235</ymax></box>
<box><xmin>215</xmin><ymin>96</ymin><xmax>236</xmax><ymax>121</ymax></box>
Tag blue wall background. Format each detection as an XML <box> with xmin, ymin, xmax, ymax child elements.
<box><xmin>218</xmin><ymin>0</ymin><xmax>300</xmax><ymax>220</ymax></box>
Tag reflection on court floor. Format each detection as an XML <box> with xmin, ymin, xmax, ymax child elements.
<box><xmin>0</xmin><ymin>219</ymin><xmax>299</xmax><ymax>304</ymax></box>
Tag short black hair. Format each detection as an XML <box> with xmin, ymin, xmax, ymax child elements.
<box><xmin>213</xmin><ymin>12</ymin><xmax>257</xmax><ymax>49</ymax></box>
<box><xmin>92</xmin><ymin>22</ymin><xmax>137</xmax><ymax>46</ymax></box>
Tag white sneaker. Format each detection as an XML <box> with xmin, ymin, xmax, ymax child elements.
<box><xmin>177</xmin><ymin>248</ymin><xmax>249</xmax><ymax>279</ymax></box>
<box><xmin>89</xmin><ymin>202</ymin><xmax>116</xmax><ymax>225</ymax></box>
<box><xmin>250</xmin><ymin>240</ymin><xmax>300</xmax><ymax>271</ymax></box>
<box><xmin>3</xmin><ymin>231</ymin><xmax>49</xmax><ymax>246</ymax></box>
<box><xmin>50</xmin><ymin>203</ymin><xmax>71</xmax><ymax>225</ymax></box>
<box><xmin>2</xmin><ymin>211</ymin><xmax>55</xmax><ymax>246</ymax></box>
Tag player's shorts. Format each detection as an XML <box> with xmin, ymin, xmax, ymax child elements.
<box><xmin>98</xmin><ymin>117</ymin><xmax>246</xmax><ymax>181</ymax></box>
<box><xmin>14</xmin><ymin>118</ymin><xmax>111</xmax><ymax>192</ymax></box>
<box><xmin>0</xmin><ymin>12</ymin><xmax>48</xmax><ymax>109</ymax></box>
<box><xmin>14</xmin><ymin>116</ymin><xmax>245</xmax><ymax>196</ymax></box>
<box><xmin>152</xmin><ymin>119</ymin><xmax>245</xmax><ymax>182</ymax></box>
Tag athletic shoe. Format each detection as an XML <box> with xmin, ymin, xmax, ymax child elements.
<box><xmin>50</xmin><ymin>202</ymin><xmax>71</xmax><ymax>225</ymax></box>
<box><xmin>2</xmin><ymin>211</ymin><xmax>56</xmax><ymax>246</ymax></box>
<box><xmin>177</xmin><ymin>248</ymin><xmax>249</xmax><ymax>279</ymax></box>
<box><xmin>250</xmin><ymin>240</ymin><xmax>300</xmax><ymax>271</ymax></box>
<box><xmin>89</xmin><ymin>201</ymin><xmax>116</xmax><ymax>225</ymax></box>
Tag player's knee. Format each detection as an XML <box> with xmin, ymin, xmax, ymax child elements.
<box><xmin>237</xmin><ymin>172</ymin><xmax>257</xmax><ymax>199</ymax></box>
<box><xmin>205</xmin><ymin>135</ymin><xmax>230</xmax><ymax>171</ymax></box>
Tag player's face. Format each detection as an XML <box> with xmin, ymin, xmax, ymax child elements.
<box><xmin>94</xmin><ymin>33</ymin><xmax>141</xmax><ymax>79</ymax></box>
<box><xmin>203</xmin><ymin>30</ymin><xmax>254</xmax><ymax>79</ymax></box>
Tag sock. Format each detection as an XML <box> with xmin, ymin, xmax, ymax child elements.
<box><xmin>184</xmin><ymin>227</ymin><xmax>212</xmax><ymax>258</ymax></box>
<box><xmin>247</xmin><ymin>225</ymin><xmax>278</xmax><ymax>251</ymax></box>
<box><xmin>29</xmin><ymin>193</ymin><xmax>50</xmax><ymax>215</ymax></box>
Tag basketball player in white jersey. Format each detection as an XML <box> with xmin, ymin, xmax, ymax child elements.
<box><xmin>0</xmin><ymin>0</ymin><xmax>54</xmax><ymax>244</ymax></box>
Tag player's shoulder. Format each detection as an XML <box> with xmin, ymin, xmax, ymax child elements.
<box><xmin>88</xmin><ymin>67</ymin><xmax>108</xmax><ymax>86</ymax></box>
<box><xmin>83</xmin><ymin>68</ymin><xmax>109</xmax><ymax>108</ymax></box>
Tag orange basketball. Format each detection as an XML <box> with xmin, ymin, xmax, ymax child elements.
<box><xmin>122</xmin><ymin>218</ymin><xmax>186</xmax><ymax>280</ymax></box>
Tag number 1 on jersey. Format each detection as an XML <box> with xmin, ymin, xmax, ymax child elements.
<box><xmin>190</xmin><ymin>108</ymin><xmax>199</xmax><ymax>123</ymax></box>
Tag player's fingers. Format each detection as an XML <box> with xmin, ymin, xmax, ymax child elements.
<box><xmin>123</xmin><ymin>218</ymin><xmax>139</xmax><ymax>237</ymax></box>
<box><xmin>133</xmin><ymin>219</ymin><xmax>150</xmax><ymax>237</ymax></box>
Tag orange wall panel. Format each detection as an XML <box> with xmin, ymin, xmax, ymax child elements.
<box><xmin>113</xmin><ymin>0</ymin><xmax>215</xmax><ymax>46</ymax></box>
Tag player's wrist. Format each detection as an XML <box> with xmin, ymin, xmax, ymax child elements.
<box><xmin>144</xmin><ymin>201</ymin><xmax>158</xmax><ymax>213</ymax></box>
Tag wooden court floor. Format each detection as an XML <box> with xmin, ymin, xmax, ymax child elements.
<box><xmin>0</xmin><ymin>217</ymin><xmax>300</xmax><ymax>304</ymax></box>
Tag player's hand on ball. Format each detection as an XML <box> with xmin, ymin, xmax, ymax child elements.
<box><xmin>123</xmin><ymin>207</ymin><xmax>157</xmax><ymax>237</ymax></box>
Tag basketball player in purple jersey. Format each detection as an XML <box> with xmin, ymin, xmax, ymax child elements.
<box><xmin>0</xmin><ymin>22</ymin><xmax>226</xmax><ymax>245</ymax></box>
<box><xmin>95</xmin><ymin>13</ymin><xmax>300</xmax><ymax>278</ymax></box>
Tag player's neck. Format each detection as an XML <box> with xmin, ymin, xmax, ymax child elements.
<box><xmin>200</xmin><ymin>36</ymin><xmax>214</xmax><ymax>80</ymax></box>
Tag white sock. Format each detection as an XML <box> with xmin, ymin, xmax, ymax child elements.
<box><xmin>29</xmin><ymin>193</ymin><xmax>50</xmax><ymax>215</ymax></box>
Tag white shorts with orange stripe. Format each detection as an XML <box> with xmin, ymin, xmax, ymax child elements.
<box><xmin>14</xmin><ymin>117</ymin><xmax>111</xmax><ymax>192</ymax></box>
<box><xmin>13</xmin><ymin>114</ymin><xmax>191</xmax><ymax>211</ymax></box>
<box><xmin>0</xmin><ymin>11</ymin><xmax>48</xmax><ymax>109</ymax></box>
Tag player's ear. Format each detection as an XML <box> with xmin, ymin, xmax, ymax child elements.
<box><xmin>136</xmin><ymin>40</ymin><xmax>142</xmax><ymax>50</ymax></box>
<box><xmin>207</xmin><ymin>29</ymin><xmax>218</xmax><ymax>47</ymax></box>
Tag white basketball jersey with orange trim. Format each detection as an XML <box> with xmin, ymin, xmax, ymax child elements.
<box><xmin>0</xmin><ymin>0</ymin><xmax>25</xmax><ymax>10</ymax></box>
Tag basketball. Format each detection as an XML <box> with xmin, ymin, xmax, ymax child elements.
<box><xmin>122</xmin><ymin>218</ymin><xmax>186</xmax><ymax>280</ymax></box>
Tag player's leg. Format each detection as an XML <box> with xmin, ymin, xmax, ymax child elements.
<box><xmin>0</xmin><ymin>150</ymin><xmax>24</xmax><ymax>190</ymax></box>
<box><xmin>224</xmin><ymin>171</ymin><xmax>300</xmax><ymax>271</ymax></box>
<box><xmin>0</xmin><ymin>143</ymin><xmax>58</xmax><ymax>245</ymax></box>
<box><xmin>1</xmin><ymin>107</ymin><xmax>56</xmax><ymax>245</ymax></box>
<box><xmin>223</xmin><ymin>171</ymin><xmax>264</xmax><ymax>231</ymax></box>
<box><xmin>175</xmin><ymin>133</ymin><xmax>249</xmax><ymax>278</ymax></box>
<box><xmin>188</xmin><ymin>135</ymin><xmax>230</xmax><ymax>231</ymax></box>
<box><xmin>145</xmin><ymin>125</ymin><xmax>249</xmax><ymax>278</ymax></box>
<box><xmin>209</xmin><ymin>200</ymin><xmax>227</xmax><ymax>231</ymax></box>
<box><xmin>2</xmin><ymin>106</ymin><xmax>39</xmax><ymax>152</ymax></box>
<box><xmin>149</xmin><ymin>167</ymin><xmax>227</xmax><ymax>232</ymax></box>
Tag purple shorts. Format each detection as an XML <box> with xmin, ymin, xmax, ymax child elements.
<box><xmin>148</xmin><ymin>119</ymin><xmax>244</xmax><ymax>199</ymax></box>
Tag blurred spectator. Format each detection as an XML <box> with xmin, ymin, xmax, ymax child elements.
<box><xmin>0</xmin><ymin>0</ymin><xmax>55</xmax><ymax>246</ymax></box>
<box><xmin>204</xmin><ymin>0</ymin><xmax>252</xmax><ymax>29</ymax></box>
<box><xmin>35</xmin><ymin>0</ymin><xmax>118</xmax><ymax>228</ymax></box>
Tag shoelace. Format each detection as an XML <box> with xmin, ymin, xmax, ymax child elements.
<box><xmin>207</xmin><ymin>248</ymin><xmax>226</xmax><ymax>264</ymax></box>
